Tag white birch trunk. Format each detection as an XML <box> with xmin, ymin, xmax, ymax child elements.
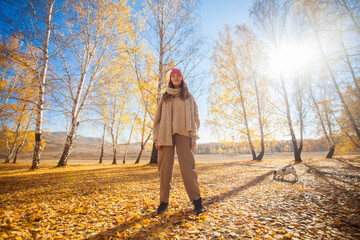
<box><xmin>99</xmin><ymin>123</ymin><xmax>106</xmax><ymax>164</ymax></box>
<box><xmin>57</xmin><ymin>65</ymin><xmax>88</xmax><ymax>167</ymax></box>
<box><xmin>31</xmin><ymin>0</ymin><xmax>55</xmax><ymax>169</ymax></box>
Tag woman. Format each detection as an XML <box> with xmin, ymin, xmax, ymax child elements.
<box><xmin>153</xmin><ymin>68</ymin><xmax>204</xmax><ymax>215</ymax></box>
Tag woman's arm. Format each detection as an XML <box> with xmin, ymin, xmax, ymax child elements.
<box><xmin>153</xmin><ymin>100</ymin><xmax>163</xmax><ymax>144</ymax></box>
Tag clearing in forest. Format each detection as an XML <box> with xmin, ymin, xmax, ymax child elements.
<box><xmin>0</xmin><ymin>155</ymin><xmax>359</xmax><ymax>239</ymax></box>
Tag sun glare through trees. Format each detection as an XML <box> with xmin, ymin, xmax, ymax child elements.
<box><xmin>269</xmin><ymin>42</ymin><xmax>316</xmax><ymax>76</ymax></box>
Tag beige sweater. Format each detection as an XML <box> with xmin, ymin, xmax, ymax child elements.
<box><xmin>153</xmin><ymin>91</ymin><xmax>200</xmax><ymax>146</ymax></box>
<box><xmin>172</xmin><ymin>96</ymin><xmax>190</xmax><ymax>137</ymax></box>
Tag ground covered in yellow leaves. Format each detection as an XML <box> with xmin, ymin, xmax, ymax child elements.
<box><xmin>1</xmin><ymin>155</ymin><xmax>360</xmax><ymax>239</ymax></box>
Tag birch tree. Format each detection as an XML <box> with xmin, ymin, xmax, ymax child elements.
<box><xmin>105</xmin><ymin>72</ymin><xmax>134</xmax><ymax>165</ymax></box>
<box><xmin>55</xmin><ymin>0</ymin><xmax>134</xmax><ymax>167</ymax></box>
<box><xmin>308</xmin><ymin>78</ymin><xmax>337</xmax><ymax>158</ymax></box>
<box><xmin>4</xmin><ymin>105</ymin><xmax>27</xmax><ymax>163</ymax></box>
<box><xmin>132</xmin><ymin>54</ymin><xmax>158</xmax><ymax>164</ymax></box>
<box><xmin>0</xmin><ymin>35</ymin><xmax>37</xmax><ymax>163</ymax></box>
<box><xmin>334</xmin><ymin>0</ymin><xmax>360</xmax><ymax>37</ymax></box>
<box><xmin>250</xmin><ymin>0</ymin><xmax>304</xmax><ymax>162</ymax></box>
<box><xmin>31</xmin><ymin>0</ymin><xmax>55</xmax><ymax>169</ymax></box>
<box><xmin>12</xmin><ymin>110</ymin><xmax>34</xmax><ymax>163</ymax></box>
<box><xmin>293</xmin><ymin>0</ymin><xmax>360</xmax><ymax>143</ymax></box>
<box><xmin>126</xmin><ymin>19</ymin><xmax>157</xmax><ymax>163</ymax></box>
<box><xmin>0</xmin><ymin>0</ymin><xmax>74</xmax><ymax>169</ymax></box>
<box><xmin>95</xmin><ymin>72</ymin><xmax>134</xmax><ymax>165</ymax></box>
<box><xmin>337</xmin><ymin>83</ymin><xmax>360</xmax><ymax>150</ymax></box>
<box><xmin>143</xmin><ymin>0</ymin><xmax>205</xmax><ymax>163</ymax></box>
<box><xmin>98</xmin><ymin>114</ymin><xmax>106</xmax><ymax>164</ymax></box>
<box><xmin>208</xmin><ymin>24</ymin><xmax>270</xmax><ymax>160</ymax></box>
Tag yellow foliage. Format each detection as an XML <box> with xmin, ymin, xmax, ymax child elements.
<box><xmin>0</xmin><ymin>156</ymin><xmax>357</xmax><ymax>239</ymax></box>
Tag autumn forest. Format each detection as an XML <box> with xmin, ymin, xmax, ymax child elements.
<box><xmin>0</xmin><ymin>0</ymin><xmax>360</xmax><ymax>239</ymax></box>
<box><xmin>0</xmin><ymin>0</ymin><xmax>359</xmax><ymax>167</ymax></box>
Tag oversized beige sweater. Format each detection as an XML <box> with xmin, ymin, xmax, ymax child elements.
<box><xmin>153</xmin><ymin>89</ymin><xmax>200</xmax><ymax>146</ymax></box>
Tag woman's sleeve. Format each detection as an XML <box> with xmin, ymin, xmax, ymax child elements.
<box><xmin>190</xmin><ymin>98</ymin><xmax>200</xmax><ymax>141</ymax></box>
<box><xmin>152</xmin><ymin>100</ymin><xmax>162</xmax><ymax>143</ymax></box>
<box><xmin>194</xmin><ymin>99</ymin><xmax>200</xmax><ymax>130</ymax></box>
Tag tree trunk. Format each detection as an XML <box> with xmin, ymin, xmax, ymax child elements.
<box><xmin>309</xmin><ymin>86</ymin><xmax>336</xmax><ymax>158</ymax></box>
<box><xmin>326</xmin><ymin>146</ymin><xmax>335</xmax><ymax>158</ymax></box>
<box><xmin>150</xmin><ymin>142</ymin><xmax>158</xmax><ymax>164</ymax></box>
<box><xmin>123</xmin><ymin>109</ymin><xmax>139</xmax><ymax>164</ymax></box>
<box><xmin>99</xmin><ymin>123</ymin><xmax>106</xmax><ymax>164</ymax></box>
<box><xmin>254</xmin><ymin>91</ymin><xmax>265</xmax><ymax>160</ymax></box>
<box><xmin>281</xmin><ymin>76</ymin><xmax>302</xmax><ymax>163</ymax></box>
<box><xmin>57</xmin><ymin>121</ymin><xmax>79</xmax><ymax>167</ymax></box>
<box><xmin>99</xmin><ymin>146</ymin><xmax>104</xmax><ymax>164</ymax></box>
<box><xmin>13</xmin><ymin>144</ymin><xmax>21</xmax><ymax>164</ymax></box>
<box><xmin>31</xmin><ymin>0</ymin><xmax>55</xmax><ymax>170</ymax></box>
<box><xmin>112</xmin><ymin>144</ymin><xmax>117</xmax><ymax>164</ymax></box>
<box><xmin>135</xmin><ymin>144</ymin><xmax>145</xmax><ymax>164</ymax></box>
<box><xmin>148</xmin><ymin>2</ymin><xmax>165</xmax><ymax>165</ymax></box>
<box><xmin>5</xmin><ymin>105</ymin><xmax>26</xmax><ymax>163</ymax></box>
<box><xmin>135</xmin><ymin>132</ymin><xmax>151</xmax><ymax>164</ymax></box>
<box><xmin>235</xmin><ymin>70</ymin><xmax>256</xmax><ymax>160</ymax></box>
<box><xmin>256</xmin><ymin>142</ymin><xmax>265</xmax><ymax>160</ymax></box>
<box><xmin>250</xmin><ymin>58</ymin><xmax>265</xmax><ymax>161</ymax></box>
<box><xmin>122</xmin><ymin>147</ymin><xmax>128</xmax><ymax>164</ymax></box>
<box><xmin>4</xmin><ymin>131</ymin><xmax>19</xmax><ymax>163</ymax></box>
<box><xmin>13</xmin><ymin>113</ymin><xmax>32</xmax><ymax>163</ymax></box>
<box><xmin>294</xmin><ymin>148</ymin><xmax>302</xmax><ymax>163</ymax></box>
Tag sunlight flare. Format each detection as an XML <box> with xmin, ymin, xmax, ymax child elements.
<box><xmin>270</xmin><ymin>42</ymin><xmax>315</xmax><ymax>76</ymax></box>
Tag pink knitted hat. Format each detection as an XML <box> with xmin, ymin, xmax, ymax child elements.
<box><xmin>170</xmin><ymin>68</ymin><xmax>183</xmax><ymax>79</ymax></box>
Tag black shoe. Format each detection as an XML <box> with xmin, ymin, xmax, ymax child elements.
<box><xmin>157</xmin><ymin>202</ymin><xmax>168</xmax><ymax>214</ymax></box>
<box><xmin>193</xmin><ymin>198</ymin><xmax>205</xmax><ymax>215</ymax></box>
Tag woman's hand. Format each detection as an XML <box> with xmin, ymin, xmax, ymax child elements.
<box><xmin>191</xmin><ymin>141</ymin><xmax>196</xmax><ymax>150</ymax></box>
<box><xmin>155</xmin><ymin>142</ymin><xmax>162</xmax><ymax>150</ymax></box>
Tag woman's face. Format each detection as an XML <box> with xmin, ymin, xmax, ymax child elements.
<box><xmin>171</xmin><ymin>73</ymin><xmax>182</xmax><ymax>88</ymax></box>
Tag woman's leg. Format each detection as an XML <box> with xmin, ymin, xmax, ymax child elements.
<box><xmin>158</xmin><ymin>144</ymin><xmax>175</xmax><ymax>203</ymax></box>
<box><xmin>174</xmin><ymin>134</ymin><xmax>201</xmax><ymax>201</ymax></box>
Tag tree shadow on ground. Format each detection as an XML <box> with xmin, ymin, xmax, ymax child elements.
<box><xmin>332</xmin><ymin>157</ymin><xmax>360</xmax><ymax>170</ymax></box>
<box><xmin>303</xmin><ymin>163</ymin><xmax>360</xmax><ymax>195</ymax></box>
<box><xmin>303</xmin><ymin>162</ymin><xmax>360</xmax><ymax>230</ymax></box>
<box><xmin>89</xmin><ymin>171</ymin><xmax>273</xmax><ymax>239</ymax></box>
<box><xmin>195</xmin><ymin>160</ymin><xmax>277</xmax><ymax>174</ymax></box>
<box><xmin>220</xmin><ymin>161</ymin><xmax>276</xmax><ymax>170</ymax></box>
<box><xmin>88</xmin><ymin>209</ymin><xmax>196</xmax><ymax>240</ymax></box>
<box><xmin>204</xmin><ymin>171</ymin><xmax>273</xmax><ymax>205</ymax></box>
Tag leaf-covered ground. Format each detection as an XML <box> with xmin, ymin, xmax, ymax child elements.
<box><xmin>0</xmin><ymin>155</ymin><xmax>360</xmax><ymax>239</ymax></box>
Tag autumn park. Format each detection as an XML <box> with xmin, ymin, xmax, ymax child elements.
<box><xmin>1</xmin><ymin>0</ymin><xmax>360</xmax><ymax>239</ymax></box>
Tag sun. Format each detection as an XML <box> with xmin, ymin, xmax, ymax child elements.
<box><xmin>269</xmin><ymin>42</ymin><xmax>315</xmax><ymax>76</ymax></box>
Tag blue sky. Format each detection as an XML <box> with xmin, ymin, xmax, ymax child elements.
<box><xmin>199</xmin><ymin>0</ymin><xmax>252</xmax><ymax>40</ymax></box>
<box><xmin>196</xmin><ymin>0</ymin><xmax>253</xmax><ymax>143</ymax></box>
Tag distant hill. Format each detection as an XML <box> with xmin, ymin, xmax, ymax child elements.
<box><xmin>42</xmin><ymin>132</ymin><xmax>105</xmax><ymax>150</ymax></box>
<box><xmin>3</xmin><ymin>131</ymin><xmax>334</xmax><ymax>162</ymax></box>
<box><xmin>14</xmin><ymin>132</ymin><xmax>149</xmax><ymax>161</ymax></box>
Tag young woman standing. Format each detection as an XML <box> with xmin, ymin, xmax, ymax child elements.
<box><xmin>153</xmin><ymin>68</ymin><xmax>204</xmax><ymax>215</ymax></box>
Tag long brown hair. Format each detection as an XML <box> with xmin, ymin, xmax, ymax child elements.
<box><xmin>162</xmin><ymin>79</ymin><xmax>190</xmax><ymax>102</ymax></box>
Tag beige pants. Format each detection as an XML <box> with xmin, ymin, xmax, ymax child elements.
<box><xmin>158</xmin><ymin>134</ymin><xmax>201</xmax><ymax>203</ymax></box>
